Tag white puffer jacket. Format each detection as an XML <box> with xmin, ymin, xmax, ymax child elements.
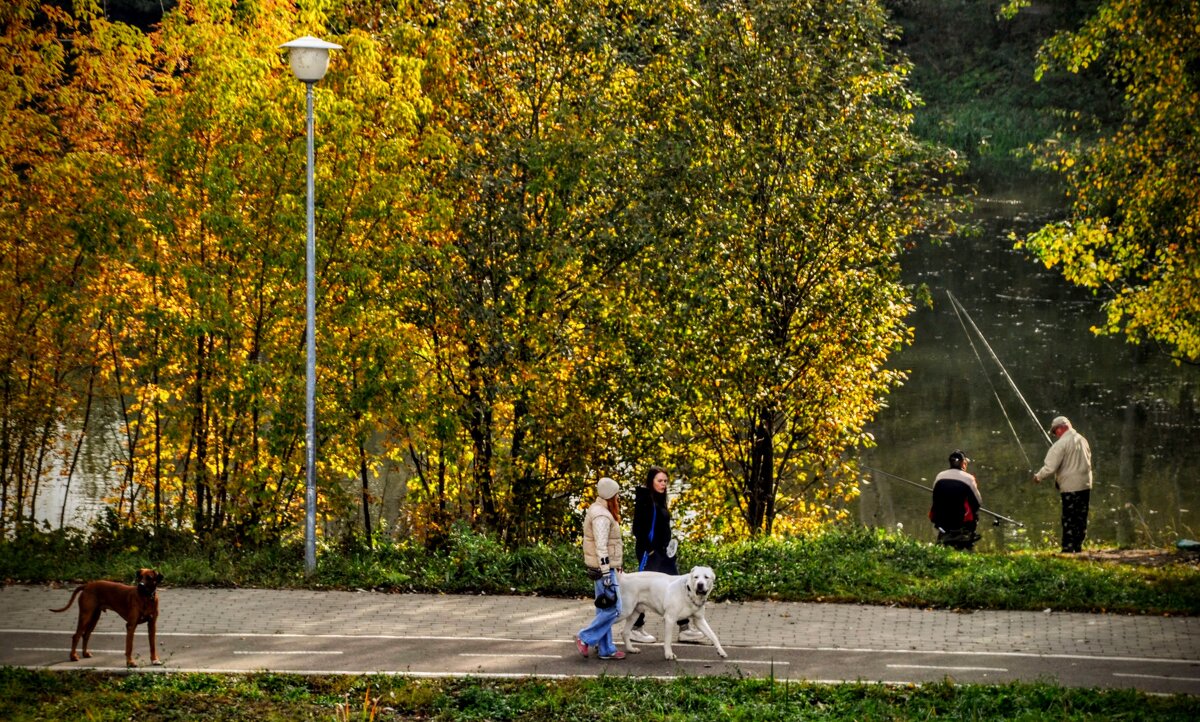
<box><xmin>582</xmin><ymin>499</ymin><xmax>623</xmax><ymax>571</ymax></box>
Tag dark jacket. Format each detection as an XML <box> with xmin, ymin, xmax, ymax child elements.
<box><xmin>929</xmin><ymin>476</ymin><xmax>980</xmax><ymax>531</ymax></box>
<box><xmin>632</xmin><ymin>485</ymin><xmax>672</xmax><ymax>561</ymax></box>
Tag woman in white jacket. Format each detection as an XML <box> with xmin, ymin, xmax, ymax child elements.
<box><xmin>574</xmin><ymin>476</ymin><xmax>626</xmax><ymax>660</ymax></box>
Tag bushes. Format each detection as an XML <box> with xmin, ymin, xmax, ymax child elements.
<box><xmin>2</xmin><ymin>524</ymin><xmax>1197</xmax><ymax>614</ymax></box>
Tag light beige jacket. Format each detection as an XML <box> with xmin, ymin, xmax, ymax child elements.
<box><xmin>1035</xmin><ymin>428</ymin><xmax>1093</xmax><ymax>493</ymax></box>
<box><xmin>582</xmin><ymin>498</ymin><xmax>623</xmax><ymax>571</ymax></box>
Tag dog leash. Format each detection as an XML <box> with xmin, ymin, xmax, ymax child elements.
<box><xmin>638</xmin><ymin>507</ymin><xmax>656</xmax><ymax>572</ymax></box>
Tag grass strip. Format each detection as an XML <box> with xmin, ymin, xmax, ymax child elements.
<box><xmin>1</xmin><ymin>668</ymin><xmax>1196</xmax><ymax>721</ymax></box>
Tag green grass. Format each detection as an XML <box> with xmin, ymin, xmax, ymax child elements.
<box><xmin>4</xmin><ymin>525</ymin><xmax>1198</xmax><ymax>615</ymax></box>
<box><xmin>702</xmin><ymin>530</ymin><xmax>1200</xmax><ymax>614</ymax></box>
<box><xmin>0</xmin><ymin>668</ymin><xmax>1196</xmax><ymax>721</ymax></box>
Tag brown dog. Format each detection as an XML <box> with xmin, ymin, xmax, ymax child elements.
<box><xmin>49</xmin><ymin>568</ymin><xmax>163</xmax><ymax>667</ymax></box>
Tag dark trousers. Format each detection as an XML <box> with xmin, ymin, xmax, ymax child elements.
<box><xmin>936</xmin><ymin>522</ymin><xmax>979</xmax><ymax>550</ymax></box>
<box><xmin>1060</xmin><ymin>489</ymin><xmax>1090</xmax><ymax>553</ymax></box>
<box><xmin>634</xmin><ymin>612</ymin><xmax>688</xmax><ymax>630</ymax></box>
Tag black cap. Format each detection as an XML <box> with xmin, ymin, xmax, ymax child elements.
<box><xmin>948</xmin><ymin>450</ymin><xmax>969</xmax><ymax>467</ymax></box>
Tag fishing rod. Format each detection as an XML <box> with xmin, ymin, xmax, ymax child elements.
<box><xmin>861</xmin><ymin>464</ymin><xmax>1026</xmax><ymax>527</ymax></box>
<box><xmin>946</xmin><ymin>290</ymin><xmax>1053</xmax><ymax>449</ymax></box>
<box><xmin>946</xmin><ymin>292</ymin><xmax>1035</xmax><ymax>469</ymax></box>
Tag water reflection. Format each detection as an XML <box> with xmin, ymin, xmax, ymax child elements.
<box><xmin>858</xmin><ymin>195</ymin><xmax>1199</xmax><ymax>550</ymax></box>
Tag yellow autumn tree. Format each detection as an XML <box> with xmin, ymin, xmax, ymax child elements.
<box><xmin>0</xmin><ymin>0</ymin><xmax>153</xmax><ymax>533</ymax></box>
<box><xmin>1010</xmin><ymin>0</ymin><xmax>1200</xmax><ymax>364</ymax></box>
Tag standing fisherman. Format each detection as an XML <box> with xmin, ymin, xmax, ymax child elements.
<box><xmin>1033</xmin><ymin>416</ymin><xmax>1093</xmax><ymax>553</ymax></box>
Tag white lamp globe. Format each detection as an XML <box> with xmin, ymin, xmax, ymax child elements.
<box><xmin>280</xmin><ymin>36</ymin><xmax>343</xmax><ymax>82</ymax></box>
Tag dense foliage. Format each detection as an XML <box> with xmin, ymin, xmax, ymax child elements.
<box><xmin>0</xmin><ymin>0</ymin><xmax>957</xmax><ymax>545</ymax></box>
<box><xmin>640</xmin><ymin>0</ymin><xmax>961</xmax><ymax>538</ymax></box>
<box><xmin>1008</xmin><ymin>0</ymin><xmax>1200</xmax><ymax>363</ymax></box>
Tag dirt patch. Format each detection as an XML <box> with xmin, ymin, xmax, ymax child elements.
<box><xmin>1075</xmin><ymin>548</ymin><xmax>1200</xmax><ymax>568</ymax></box>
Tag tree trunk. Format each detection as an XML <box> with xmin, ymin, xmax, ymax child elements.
<box><xmin>466</xmin><ymin>353</ymin><xmax>499</xmax><ymax>530</ymax></box>
<box><xmin>153</xmin><ymin>399</ymin><xmax>162</xmax><ymax>535</ymax></box>
<box><xmin>467</xmin><ymin>396</ymin><xmax>498</xmax><ymax>530</ymax></box>
<box><xmin>192</xmin><ymin>334</ymin><xmax>209</xmax><ymax>533</ymax></box>
<box><xmin>359</xmin><ymin>438</ymin><xmax>373</xmax><ymax>547</ymax></box>
<box><xmin>745</xmin><ymin>411</ymin><xmax>776</xmax><ymax>536</ymax></box>
<box><xmin>0</xmin><ymin>376</ymin><xmax>11</xmax><ymax>536</ymax></box>
<box><xmin>29</xmin><ymin>416</ymin><xmax>54</xmax><ymax>526</ymax></box>
<box><xmin>506</xmin><ymin>394</ymin><xmax>532</xmax><ymax>545</ymax></box>
<box><xmin>62</xmin><ymin>364</ymin><xmax>97</xmax><ymax>529</ymax></box>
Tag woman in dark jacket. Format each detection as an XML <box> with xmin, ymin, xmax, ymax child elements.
<box><xmin>629</xmin><ymin>466</ymin><xmax>704</xmax><ymax>644</ymax></box>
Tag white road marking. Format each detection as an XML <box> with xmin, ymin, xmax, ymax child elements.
<box><xmin>0</xmin><ymin>663</ymin><xmax>921</xmax><ymax>686</ymax></box>
<box><xmin>1113</xmin><ymin>672</ymin><xmax>1200</xmax><ymax>683</ymax></box>
<box><xmin>675</xmin><ymin>658</ymin><xmax>788</xmax><ymax>666</ymax></box>
<box><xmin>728</xmin><ymin>642</ymin><xmax>1198</xmax><ymax>666</ymax></box>
<box><xmin>4</xmin><ymin>629</ymin><xmax>1196</xmax><ymax>666</ymax></box>
<box><xmin>888</xmin><ymin>664</ymin><xmax>1007</xmax><ymax>672</ymax></box>
<box><xmin>15</xmin><ymin>647</ymin><xmax>125</xmax><ymax>654</ymax></box>
<box><xmin>460</xmin><ymin>653</ymin><xmax>561</xmax><ymax>659</ymax></box>
<box><xmin>233</xmin><ymin>650</ymin><xmax>343</xmax><ymax>655</ymax></box>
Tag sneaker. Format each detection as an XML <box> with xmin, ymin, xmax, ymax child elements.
<box><xmin>574</xmin><ymin>636</ymin><xmax>590</xmax><ymax>658</ymax></box>
<box><xmin>678</xmin><ymin>628</ymin><xmax>708</xmax><ymax>644</ymax></box>
<box><xmin>629</xmin><ymin>628</ymin><xmax>657</xmax><ymax>644</ymax></box>
<box><xmin>598</xmin><ymin>650</ymin><xmax>626</xmax><ymax>660</ymax></box>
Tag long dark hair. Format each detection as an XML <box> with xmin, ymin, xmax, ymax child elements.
<box><xmin>644</xmin><ymin>465</ymin><xmax>670</xmax><ymax>508</ymax></box>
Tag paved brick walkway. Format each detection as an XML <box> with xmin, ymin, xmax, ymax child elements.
<box><xmin>4</xmin><ymin>585</ymin><xmax>1197</xmax><ymax>662</ymax></box>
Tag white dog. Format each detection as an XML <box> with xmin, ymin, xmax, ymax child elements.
<box><xmin>615</xmin><ymin>565</ymin><xmax>727</xmax><ymax>660</ymax></box>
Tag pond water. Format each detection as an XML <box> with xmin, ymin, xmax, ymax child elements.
<box><xmin>857</xmin><ymin>194</ymin><xmax>1199</xmax><ymax>551</ymax></box>
<box><xmin>26</xmin><ymin>420</ymin><xmax>119</xmax><ymax>532</ymax></box>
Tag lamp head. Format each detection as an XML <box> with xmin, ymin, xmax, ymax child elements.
<box><xmin>280</xmin><ymin>36</ymin><xmax>342</xmax><ymax>82</ymax></box>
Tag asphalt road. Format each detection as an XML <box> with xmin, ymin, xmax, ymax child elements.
<box><xmin>2</xmin><ymin>585</ymin><xmax>1197</xmax><ymax>695</ymax></box>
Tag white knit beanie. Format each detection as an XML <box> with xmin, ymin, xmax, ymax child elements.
<box><xmin>597</xmin><ymin>476</ymin><xmax>619</xmax><ymax>500</ymax></box>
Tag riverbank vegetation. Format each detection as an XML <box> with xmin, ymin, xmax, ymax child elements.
<box><xmin>892</xmin><ymin>0</ymin><xmax>1114</xmax><ymax>192</ymax></box>
<box><xmin>1006</xmin><ymin>0</ymin><xmax>1200</xmax><ymax>364</ymax></box>
<box><xmin>900</xmin><ymin>0</ymin><xmax>1200</xmax><ymax>365</ymax></box>
<box><xmin>4</xmin><ymin>525</ymin><xmax>1197</xmax><ymax>615</ymax></box>
<box><xmin>2</xmin><ymin>667</ymin><xmax>1197</xmax><ymax>721</ymax></box>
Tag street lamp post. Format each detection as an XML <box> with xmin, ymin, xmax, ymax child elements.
<box><xmin>281</xmin><ymin>35</ymin><xmax>341</xmax><ymax>575</ymax></box>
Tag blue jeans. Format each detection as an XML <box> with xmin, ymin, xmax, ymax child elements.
<box><xmin>576</xmin><ymin>570</ymin><xmax>621</xmax><ymax>657</ymax></box>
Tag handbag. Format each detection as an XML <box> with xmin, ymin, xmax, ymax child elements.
<box><xmin>594</xmin><ymin>585</ymin><xmax>618</xmax><ymax>609</ymax></box>
<box><xmin>594</xmin><ymin>568</ymin><xmax>618</xmax><ymax>609</ymax></box>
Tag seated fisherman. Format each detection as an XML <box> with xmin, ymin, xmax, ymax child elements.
<box><xmin>929</xmin><ymin>449</ymin><xmax>982</xmax><ymax>550</ymax></box>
